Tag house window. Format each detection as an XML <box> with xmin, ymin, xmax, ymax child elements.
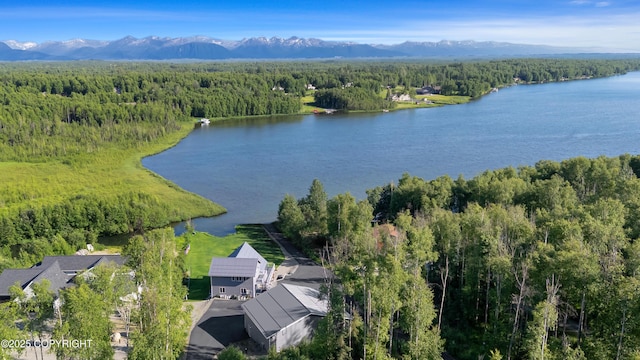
<box><xmin>219</xmin><ymin>287</ymin><xmax>225</xmax><ymax>293</ymax></box>
<box><xmin>241</xmin><ymin>288</ymin><xmax>248</xmax><ymax>295</ymax></box>
<box><xmin>232</xmin><ymin>276</ymin><xmax>245</xmax><ymax>282</ymax></box>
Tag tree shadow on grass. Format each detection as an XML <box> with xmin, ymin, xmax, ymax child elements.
<box><xmin>187</xmin><ymin>276</ymin><xmax>209</xmax><ymax>300</ymax></box>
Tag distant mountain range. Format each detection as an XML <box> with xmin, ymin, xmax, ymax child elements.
<box><xmin>0</xmin><ymin>36</ymin><xmax>627</xmax><ymax>61</ymax></box>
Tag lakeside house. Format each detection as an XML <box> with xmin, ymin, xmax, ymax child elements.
<box><xmin>392</xmin><ymin>94</ymin><xmax>412</xmax><ymax>102</ymax></box>
<box><xmin>0</xmin><ymin>255</ymin><xmax>125</xmax><ymax>301</ymax></box>
<box><xmin>208</xmin><ymin>242</ymin><xmax>275</xmax><ymax>299</ymax></box>
<box><xmin>242</xmin><ymin>283</ymin><xmax>328</xmax><ymax>352</ymax></box>
<box><xmin>416</xmin><ymin>85</ymin><xmax>442</xmax><ymax>95</ymax></box>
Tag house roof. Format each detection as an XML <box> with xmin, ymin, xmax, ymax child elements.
<box><xmin>241</xmin><ymin>283</ymin><xmax>328</xmax><ymax>339</ymax></box>
<box><xmin>0</xmin><ymin>261</ymin><xmax>69</xmax><ymax>298</ymax></box>
<box><xmin>0</xmin><ymin>255</ymin><xmax>125</xmax><ymax>299</ymax></box>
<box><xmin>229</xmin><ymin>242</ymin><xmax>267</xmax><ymax>265</ymax></box>
<box><xmin>38</xmin><ymin>255</ymin><xmax>125</xmax><ymax>272</ymax></box>
<box><xmin>0</xmin><ymin>268</ymin><xmax>43</xmax><ymax>298</ymax></box>
<box><xmin>209</xmin><ymin>257</ymin><xmax>259</xmax><ymax>278</ymax></box>
<box><xmin>30</xmin><ymin>261</ymin><xmax>69</xmax><ymax>295</ymax></box>
<box><xmin>228</xmin><ymin>242</ymin><xmax>267</xmax><ymax>272</ymax></box>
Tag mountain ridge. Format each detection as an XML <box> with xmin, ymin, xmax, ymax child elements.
<box><xmin>0</xmin><ymin>35</ymin><xmax>633</xmax><ymax>61</ymax></box>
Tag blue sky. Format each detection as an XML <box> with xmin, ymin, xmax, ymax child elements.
<box><xmin>2</xmin><ymin>0</ymin><xmax>640</xmax><ymax>51</ymax></box>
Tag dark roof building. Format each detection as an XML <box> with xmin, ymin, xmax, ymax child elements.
<box><xmin>0</xmin><ymin>255</ymin><xmax>125</xmax><ymax>301</ymax></box>
<box><xmin>242</xmin><ymin>283</ymin><xmax>328</xmax><ymax>352</ymax></box>
<box><xmin>37</xmin><ymin>255</ymin><xmax>125</xmax><ymax>274</ymax></box>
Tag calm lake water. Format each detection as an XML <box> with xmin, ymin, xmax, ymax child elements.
<box><xmin>143</xmin><ymin>72</ymin><xmax>640</xmax><ymax>235</ymax></box>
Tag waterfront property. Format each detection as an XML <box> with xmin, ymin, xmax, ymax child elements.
<box><xmin>208</xmin><ymin>242</ymin><xmax>275</xmax><ymax>299</ymax></box>
<box><xmin>242</xmin><ymin>283</ymin><xmax>328</xmax><ymax>352</ymax></box>
<box><xmin>0</xmin><ymin>255</ymin><xmax>125</xmax><ymax>301</ymax></box>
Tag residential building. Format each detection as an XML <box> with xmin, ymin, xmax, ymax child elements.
<box><xmin>0</xmin><ymin>255</ymin><xmax>125</xmax><ymax>301</ymax></box>
<box><xmin>242</xmin><ymin>283</ymin><xmax>328</xmax><ymax>352</ymax></box>
<box><xmin>208</xmin><ymin>242</ymin><xmax>275</xmax><ymax>299</ymax></box>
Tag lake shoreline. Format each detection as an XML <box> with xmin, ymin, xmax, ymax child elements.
<box><xmin>143</xmin><ymin>71</ymin><xmax>640</xmax><ymax>236</ymax></box>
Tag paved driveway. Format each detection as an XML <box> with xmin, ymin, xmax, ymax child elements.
<box><xmin>185</xmin><ymin>224</ymin><xmax>331</xmax><ymax>359</ymax></box>
<box><xmin>185</xmin><ymin>300</ymin><xmax>246</xmax><ymax>360</ymax></box>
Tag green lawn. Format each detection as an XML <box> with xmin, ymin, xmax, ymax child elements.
<box><xmin>181</xmin><ymin>224</ymin><xmax>285</xmax><ymax>300</ymax></box>
<box><xmin>300</xmin><ymin>94</ymin><xmax>325</xmax><ymax>114</ymax></box>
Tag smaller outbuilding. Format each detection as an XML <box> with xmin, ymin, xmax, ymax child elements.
<box><xmin>242</xmin><ymin>283</ymin><xmax>328</xmax><ymax>352</ymax></box>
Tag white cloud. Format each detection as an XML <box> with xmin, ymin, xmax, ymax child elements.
<box><xmin>307</xmin><ymin>13</ymin><xmax>640</xmax><ymax>52</ymax></box>
<box><xmin>595</xmin><ymin>1</ymin><xmax>611</xmax><ymax>6</ymax></box>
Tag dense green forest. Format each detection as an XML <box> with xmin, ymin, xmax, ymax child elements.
<box><xmin>1</xmin><ymin>58</ymin><xmax>640</xmax><ymax>358</ymax></box>
<box><xmin>277</xmin><ymin>154</ymin><xmax>640</xmax><ymax>360</ymax></box>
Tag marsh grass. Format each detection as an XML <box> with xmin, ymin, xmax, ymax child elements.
<box><xmin>0</xmin><ymin>122</ymin><xmax>225</xmax><ymax>219</ymax></box>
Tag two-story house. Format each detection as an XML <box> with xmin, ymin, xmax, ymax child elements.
<box><xmin>208</xmin><ymin>242</ymin><xmax>275</xmax><ymax>299</ymax></box>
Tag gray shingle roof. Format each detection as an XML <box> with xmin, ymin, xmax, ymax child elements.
<box><xmin>208</xmin><ymin>257</ymin><xmax>259</xmax><ymax>277</ymax></box>
<box><xmin>229</xmin><ymin>242</ymin><xmax>267</xmax><ymax>269</ymax></box>
<box><xmin>0</xmin><ymin>254</ymin><xmax>126</xmax><ymax>299</ymax></box>
<box><xmin>241</xmin><ymin>283</ymin><xmax>328</xmax><ymax>339</ymax></box>
<box><xmin>38</xmin><ymin>255</ymin><xmax>125</xmax><ymax>272</ymax></box>
<box><xmin>0</xmin><ymin>268</ymin><xmax>43</xmax><ymax>298</ymax></box>
<box><xmin>31</xmin><ymin>261</ymin><xmax>69</xmax><ymax>295</ymax></box>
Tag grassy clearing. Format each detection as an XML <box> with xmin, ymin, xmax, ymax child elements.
<box><xmin>0</xmin><ymin>122</ymin><xmax>225</xmax><ymax>219</ymax></box>
<box><xmin>181</xmin><ymin>224</ymin><xmax>285</xmax><ymax>300</ymax></box>
<box><xmin>389</xmin><ymin>94</ymin><xmax>471</xmax><ymax>111</ymax></box>
<box><xmin>300</xmin><ymin>94</ymin><xmax>325</xmax><ymax>114</ymax></box>
<box><xmin>418</xmin><ymin>94</ymin><xmax>471</xmax><ymax>105</ymax></box>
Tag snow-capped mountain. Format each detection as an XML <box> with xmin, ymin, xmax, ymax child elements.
<box><xmin>2</xmin><ymin>40</ymin><xmax>38</xmax><ymax>50</ymax></box>
<box><xmin>0</xmin><ymin>36</ymin><xmax>606</xmax><ymax>61</ymax></box>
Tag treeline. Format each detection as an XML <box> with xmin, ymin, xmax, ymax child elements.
<box><xmin>0</xmin><ymin>192</ymin><xmax>180</xmax><ymax>268</ymax></box>
<box><xmin>277</xmin><ymin>153</ymin><xmax>640</xmax><ymax>359</ymax></box>
<box><xmin>3</xmin><ymin>60</ymin><xmax>640</xmax><ymax>158</ymax></box>
<box><xmin>0</xmin><ymin>67</ymin><xmax>302</xmax><ymax>162</ymax></box>
<box><xmin>278</xmin><ymin>180</ymin><xmax>443</xmax><ymax>359</ymax></box>
<box><xmin>314</xmin><ymin>87</ymin><xmax>394</xmax><ymax>111</ymax></box>
<box><xmin>2</xmin><ymin>58</ymin><xmax>640</xmax><ymax>273</ymax></box>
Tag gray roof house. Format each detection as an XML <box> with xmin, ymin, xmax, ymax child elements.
<box><xmin>242</xmin><ymin>283</ymin><xmax>328</xmax><ymax>352</ymax></box>
<box><xmin>0</xmin><ymin>255</ymin><xmax>125</xmax><ymax>301</ymax></box>
<box><xmin>208</xmin><ymin>242</ymin><xmax>275</xmax><ymax>299</ymax></box>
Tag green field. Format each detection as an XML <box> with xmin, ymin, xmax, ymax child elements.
<box><xmin>181</xmin><ymin>225</ymin><xmax>285</xmax><ymax>300</ymax></box>
<box><xmin>300</xmin><ymin>94</ymin><xmax>325</xmax><ymax>113</ymax></box>
<box><xmin>0</xmin><ymin>121</ymin><xmax>225</xmax><ymax>221</ymax></box>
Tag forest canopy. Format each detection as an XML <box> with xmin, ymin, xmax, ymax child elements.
<box><xmin>1</xmin><ymin>58</ymin><xmax>640</xmax><ymax>359</ymax></box>
<box><xmin>277</xmin><ymin>154</ymin><xmax>640</xmax><ymax>360</ymax></box>
<box><xmin>2</xmin><ymin>58</ymin><xmax>640</xmax><ymax>271</ymax></box>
